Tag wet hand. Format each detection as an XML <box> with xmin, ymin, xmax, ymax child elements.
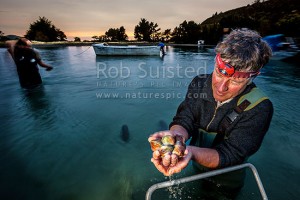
<box><xmin>151</xmin><ymin>148</ymin><xmax>192</xmax><ymax>176</ymax></box>
<box><xmin>46</xmin><ymin>66</ymin><xmax>53</xmax><ymax>71</ymax></box>
<box><xmin>149</xmin><ymin>131</ymin><xmax>188</xmax><ymax>176</ymax></box>
<box><xmin>167</xmin><ymin>149</ymin><xmax>192</xmax><ymax>176</ymax></box>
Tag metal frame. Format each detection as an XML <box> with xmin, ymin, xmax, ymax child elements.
<box><xmin>145</xmin><ymin>163</ymin><xmax>268</xmax><ymax>200</ymax></box>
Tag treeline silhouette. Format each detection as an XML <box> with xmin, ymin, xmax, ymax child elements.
<box><xmin>1</xmin><ymin>0</ymin><xmax>299</xmax><ymax>45</ymax></box>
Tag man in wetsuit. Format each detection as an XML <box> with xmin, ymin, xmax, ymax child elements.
<box><xmin>148</xmin><ymin>29</ymin><xmax>273</xmax><ymax>199</ymax></box>
<box><xmin>7</xmin><ymin>38</ymin><xmax>53</xmax><ymax>88</ymax></box>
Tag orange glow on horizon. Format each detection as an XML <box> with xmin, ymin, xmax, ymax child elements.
<box><xmin>65</xmin><ymin>31</ymin><xmax>134</xmax><ymax>41</ymax></box>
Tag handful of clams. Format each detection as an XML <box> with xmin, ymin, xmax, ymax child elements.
<box><xmin>149</xmin><ymin>135</ymin><xmax>186</xmax><ymax>166</ymax></box>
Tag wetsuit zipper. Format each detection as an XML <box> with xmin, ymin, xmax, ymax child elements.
<box><xmin>206</xmin><ymin>105</ymin><xmax>218</xmax><ymax>131</ymax></box>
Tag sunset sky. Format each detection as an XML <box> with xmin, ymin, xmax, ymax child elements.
<box><xmin>1</xmin><ymin>0</ymin><xmax>254</xmax><ymax>40</ymax></box>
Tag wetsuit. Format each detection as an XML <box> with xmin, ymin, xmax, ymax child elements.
<box><xmin>14</xmin><ymin>47</ymin><xmax>43</xmax><ymax>88</ymax></box>
<box><xmin>170</xmin><ymin>74</ymin><xmax>273</xmax><ymax>197</ymax></box>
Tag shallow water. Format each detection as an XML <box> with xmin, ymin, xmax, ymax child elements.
<box><xmin>0</xmin><ymin>46</ymin><xmax>299</xmax><ymax>200</ymax></box>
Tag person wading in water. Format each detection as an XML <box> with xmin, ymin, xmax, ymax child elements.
<box><xmin>6</xmin><ymin>38</ymin><xmax>53</xmax><ymax>89</ymax></box>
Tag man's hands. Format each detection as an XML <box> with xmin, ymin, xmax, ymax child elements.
<box><xmin>151</xmin><ymin>146</ymin><xmax>192</xmax><ymax>176</ymax></box>
<box><xmin>148</xmin><ymin>130</ymin><xmax>192</xmax><ymax>176</ymax></box>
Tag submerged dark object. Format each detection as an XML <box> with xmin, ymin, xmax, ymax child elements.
<box><xmin>158</xmin><ymin>120</ymin><xmax>168</xmax><ymax>131</ymax></box>
<box><xmin>121</xmin><ymin>125</ymin><xmax>130</xmax><ymax>142</ymax></box>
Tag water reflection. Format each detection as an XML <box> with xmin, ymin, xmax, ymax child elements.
<box><xmin>21</xmin><ymin>86</ymin><xmax>55</xmax><ymax>130</ymax></box>
<box><xmin>261</xmin><ymin>59</ymin><xmax>300</xmax><ymax>87</ymax></box>
<box><xmin>35</xmin><ymin>47</ymin><xmax>66</xmax><ymax>64</ymax></box>
<box><xmin>1</xmin><ymin>47</ymin><xmax>299</xmax><ymax>200</ymax></box>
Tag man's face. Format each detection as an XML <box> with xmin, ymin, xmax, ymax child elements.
<box><xmin>212</xmin><ymin>65</ymin><xmax>250</xmax><ymax>102</ymax></box>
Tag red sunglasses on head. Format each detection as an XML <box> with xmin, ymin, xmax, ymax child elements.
<box><xmin>216</xmin><ymin>54</ymin><xmax>259</xmax><ymax>78</ymax></box>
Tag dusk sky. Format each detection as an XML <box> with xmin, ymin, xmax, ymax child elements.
<box><xmin>1</xmin><ymin>0</ymin><xmax>254</xmax><ymax>40</ymax></box>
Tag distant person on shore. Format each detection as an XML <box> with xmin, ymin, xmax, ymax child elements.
<box><xmin>158</xmin><ymin>42</ymin><xmax>165</xmax><ymax>56</ymax></box>
<box><xmin>6</xmin><ymin>38</ymin><xmax>53</xmax><ymax>89</ymax></box>
<box><xmin>148</xmin><ymin>29</ymin><xmax>273</xmax><ymax>199</ymax></box>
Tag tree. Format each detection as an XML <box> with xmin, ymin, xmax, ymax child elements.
<box><xmin>105</xmin><ymin>28</ymin><xmax>118</xmax><ymax>41</ymax></box>
<box><xmin>0</xmin><ymin>30</ymin><xmax>4</xmax><ymax>41</ymax></box>
<box><xmin>105</xmin><ymin>26</ymin><xmax>128</xmax><ymax>41</ymax></box>
<box><xmin>219</xmin><ymin>14</ymin><xmax>257</xmax><ymax>30</ymax></box>
<box><xmin>0</xmin><ymin>30</ymin><xmax>9</xmax><ymax>41</ymax></box>
<box><xmin>74</xmin><ymin>37</ymin><xmax>81</xmax><ymax>42</ymax></box>
<box><xmin>92</xmin><ymin>36</ymin><xmax>100</xmax><ymax>41</ymax></box>
<box><xmin>25</xmin><ymin>16</ymin><xmax>67</xmax><ymax>42</ymax></box>
<box><xmin>161</xmin><ymin>29</ymin><xmax>172</xmax><ymax>42</ymax></box>
<box><xmin>92</xmin><ymin>35</ymin><xmax>108</xmax><ymax>42</ymax></box>
<box><xmin>134</xmin><ymin>18</ymin><xmax>161</xmax><ymax>42</ymax></box>
<box><xmin>275</xmin><ymin>12</ymin><xmax>300</xmax><ymax>36</ymax></box>
<box><xmin>171</xmin><ymin>20</ymin><xmax>202</xmax><ymax>44</ymax></box>
<box><xmin>199</xmin><ymin>23</ymin><xmax>223</xmax><ymax>45</ymax></box>
<box><xmin>118</xmin><ymin>26</ymin><xmax>128</xmax><ymax>41</ymax></box>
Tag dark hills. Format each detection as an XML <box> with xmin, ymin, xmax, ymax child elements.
<box><xmin>201</xmin><ymin>0</ymin><xmax>300</xmax><ymax>38</ymax></box>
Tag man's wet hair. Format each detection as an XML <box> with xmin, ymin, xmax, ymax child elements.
<box><xmin>215</xmin><ymin>29</ymin><xmax>272</xmax><ymax>72</ymax></box>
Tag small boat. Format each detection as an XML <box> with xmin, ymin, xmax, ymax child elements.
<box><xmin>92</xmin><ymin>43</ymin><xmax>164</xmax><ymax>56</ymax></box>
<box><xmin>262</xmin><ymin>34</ymin><xmax>300</xmax><ymax>60</ymax></box>
<box><xmin>204</xmin><ymin>34</ymin><xmax>300</xmax><ymax>61</ymax></box>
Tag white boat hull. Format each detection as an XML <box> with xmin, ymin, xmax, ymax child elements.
<box><xmin>92</xmin><ymin>43</ymin><xmax>161</xmax><ymax>56</ymax></box>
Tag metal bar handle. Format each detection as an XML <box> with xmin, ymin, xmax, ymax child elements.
<box><xmin>145</xmin><ymin>163</ymin><xmax>268</xmax><ymax>200</ymax></box>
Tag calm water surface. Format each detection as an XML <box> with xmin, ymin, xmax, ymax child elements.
<box><xmin>0</xmin><ymin>46</ymin><xmax>299</xmax><ymax>200</ymax></box>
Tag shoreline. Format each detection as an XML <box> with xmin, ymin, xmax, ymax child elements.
<box><xmin>0</xmin><ymin>41</ymin><xmax>95</xmax><ymax>48</ymax></box>
<box><xmin>0</xmin><ymin>41</ymin><xmax>207</xmax><ymax>48</ymax></box>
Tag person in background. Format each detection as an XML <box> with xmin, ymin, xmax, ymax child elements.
<box><xmin>158</xmin><ymin>42</ymin><xmax>165</xmax><ymax>55</ymax></box>
<box><xmin>6</xmin><ymin>38</ymin><xmax>53</xmax><ymax>89</ymax></box>
<box><xmin>148</xmin><ymin>29</ymin><xmax>273</xmax><ymax>199</ymax></box>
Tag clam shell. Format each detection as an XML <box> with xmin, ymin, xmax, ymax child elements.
<box><xmin>149</xmin><ymin>139</ymin><xmax>162</xmax><ymax>151</ymax></box>
<box><xmin>172</xmin><ymin>143</ymin><xmax>185</xmax><ymax>157</ymax></box>
<box><xmin>161</xmin><ymin>135</ymin><xmax>175</xmax><ymax>146</ymax></box>
<box><xmin>159</xmin><ymin>145</ymin><xmax>174</xmax><ymax>157</ymax></box>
